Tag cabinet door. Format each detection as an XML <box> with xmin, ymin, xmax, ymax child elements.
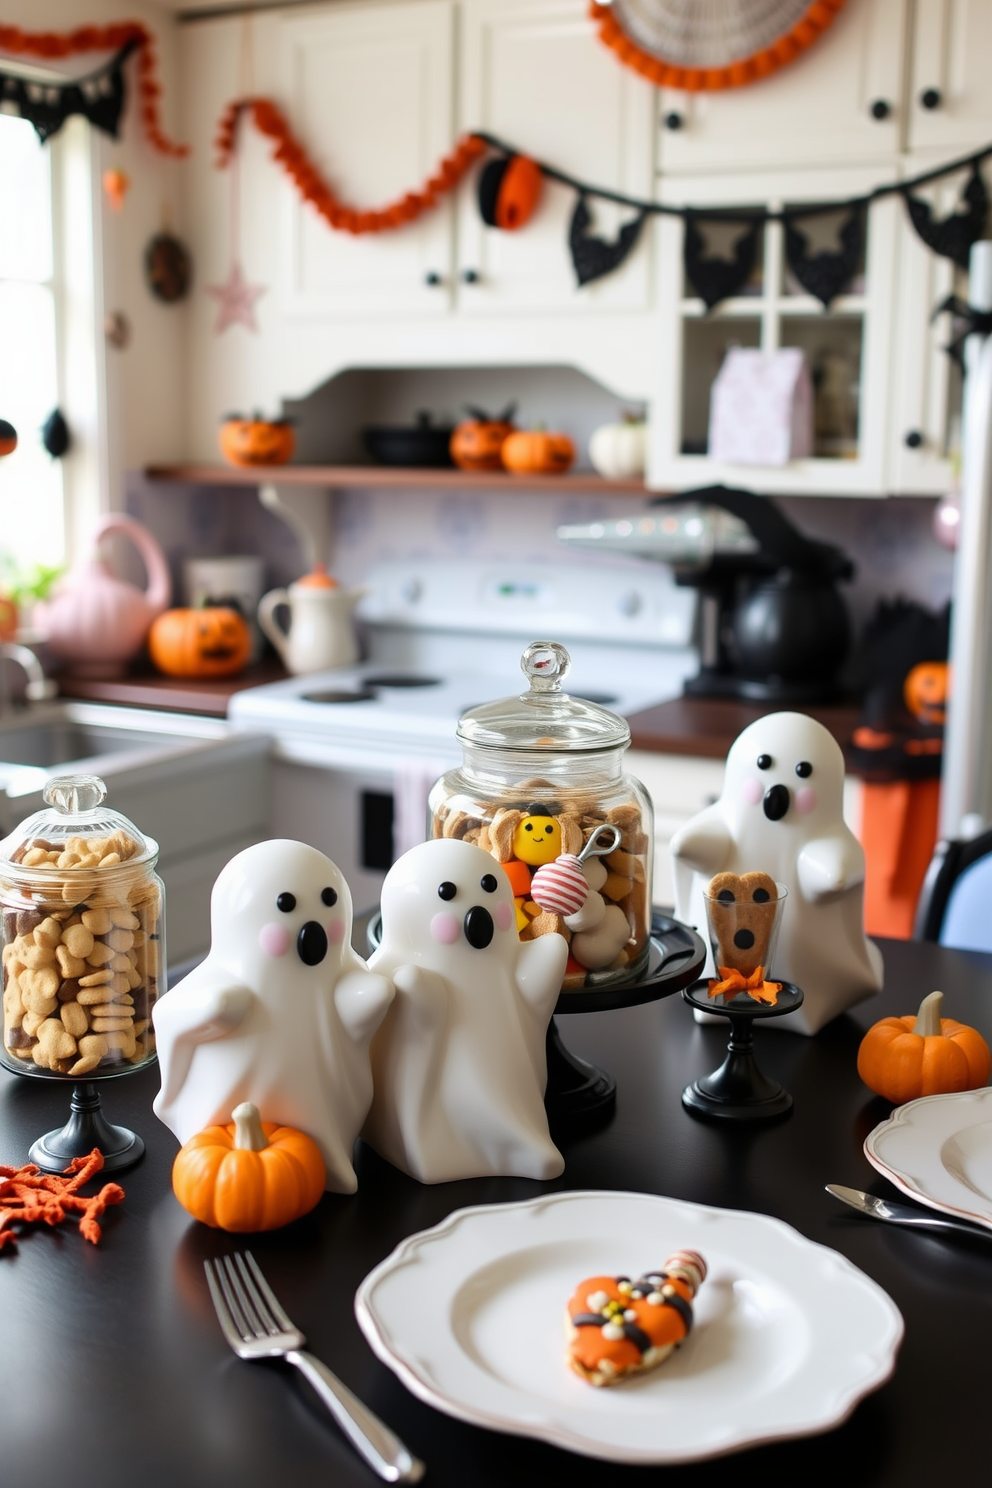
<box><xmin>456</xmin><ymin>0</ymin><xmax>655</xmax><ymax>315</ymax></box>
<box><xmin>657</xmin><ymin>0</ymin><xmax>907</xmax><ymax>174</ymax></box>
<box><xmin>909</xmin><ymin>0</ymin><xmax>992</xmax><ymax>151</ymax></box>
<box><xmin>278</xmin><ymin>1</ymin><xmax>455</xmax><ymax>319</ymax></box>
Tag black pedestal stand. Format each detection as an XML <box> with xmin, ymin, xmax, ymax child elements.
<box><xmin>28</xmin><ymin>1081</ymin><xmax>145</xmax><ymax>1173</ymax></box>
<box><xmin>544</xmin><ymin>1018</ymin><xmax>616</xmax><ymax>1134</ymax></box>
<box><xmin>681</xmin><ymin>979</ymin><xmax>804</xmax><ymax>1122</ymax></box>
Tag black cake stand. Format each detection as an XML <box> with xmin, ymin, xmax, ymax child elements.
<box><xmin>681</xmin><ymin>978</ymin><xmax>804</xmax><ymax>1122</ymax></box>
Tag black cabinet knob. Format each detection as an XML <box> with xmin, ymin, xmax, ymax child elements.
<box><xmin>461</xmin><ymin>268</ymin><xmax>481</xmax><ymax>285</ymax></box>
<box><xmin>870</xmin><ymin>98</ymin><xmax>891</xmax><ymax>120</ymax></box>
<box><xmin>664</xmin><ymin>111</ymin><xmax>684</xmax><ymax>131</ymax></box>
<box><xmin>920</xmin><ymin>87</ymin><xmax>942</xmax><ymax>110</ymax></box>
<box><xmin>905</xmin><ymin>429</ymin><xmax>924</xmax><ymax>449</ymax></box>
<box><xmin>424</xmin><ymin>271</ymin><xmax>442</xmax><ymax>287</ymax></box>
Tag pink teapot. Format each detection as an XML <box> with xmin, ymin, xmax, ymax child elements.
<box><xmin>36</xmin><ymin>513</ymin><xmax>171</xmax><ymax>677</ymax></box>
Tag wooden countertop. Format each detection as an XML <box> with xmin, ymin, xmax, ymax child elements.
<box><xmin>55</xmin><ymin>660</ymin><xmax>289</xmax><ymax>717</ymax></box>
<box><xmin>626</xmin><ymin>695</ymin><xmax>861</xmax><ymax>762</ymax></box>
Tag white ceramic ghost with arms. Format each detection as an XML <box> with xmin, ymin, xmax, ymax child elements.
<box><xmin>153</xmin><ymin>839</ymin><xmax>393</xmax><ymax>1192</ymax></box>
<box><xmin>671</xmin><ymin>712</ymin><xmax>882</xmax><ymax>1036</ymax></box>
<box><xmin>363</xmin><ymin>838</ymin><xmax>568</xmax><ymax>1184</ymax></box>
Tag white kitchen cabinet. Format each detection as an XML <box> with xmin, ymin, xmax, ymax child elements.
<box><xmin>650</xmin><ymin>164</ymin><xmax>899</xmax><ymax>496</ymax></box>
<box><xmin>907</xmin><ymin>0</ymin><xmax>992</xmax><ymax>152</ymax></box>
<box><xmin>656</xmin><ymin>0</ymin><xmax>908</xmax><ymax>174</ymax></box>
<box><xmin>456</xmin><ymin>0</ymin><xmax>654</xmax><ymax>315</ymax></box>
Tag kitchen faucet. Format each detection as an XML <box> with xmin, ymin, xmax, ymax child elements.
<box><xmin>0</xmin><ymin>642</ymin><xmax>57</xmax><ymax>715</ymax></box>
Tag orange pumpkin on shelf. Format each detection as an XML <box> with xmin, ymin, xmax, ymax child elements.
<box><xmin>148</xmin><ymin>605</ymin><xmax>252</xmax><ymax>678</ymax></box>
<box><xmin>219</xmin><ymin>412</ymin><xmax>295</xmax><ymax>468</ymax></box>
<box><xmin>171</xmin><ymin>1103</ymin><xmax>326</xmax><ymax>1232</ymax></box>
<box><xmin>450</xmin><ymin>403</ymin><xmax>517</xmax><ymax>471</ymax></box>
<box><xmin>501</xmin><ymin>428</ymin><xmax>575</xmax><ymax>476</ymax></box>
<box><xmin>904</xmin><ymin>660</ymin><xmax>950</xmax><ymax>726</ymax></box>
<box><xmin>857</xmin><ymin>989</ymin><xmax>991</xmax><ymax>1104</ymax></box>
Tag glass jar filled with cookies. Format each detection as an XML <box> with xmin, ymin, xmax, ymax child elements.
<box><xmin>0</xmin><ymin>774</ymin><xmax>164</xmax><ymax>1079</ymax></box>
<box><xmin>428</xmin><ymin>641</ymin><xmax>653</xmax><ymax>992</ymax></box>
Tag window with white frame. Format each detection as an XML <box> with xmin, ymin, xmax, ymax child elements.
<box><xmin>0</xmin><ymin>113</ymin><xmax>64</xmax><ymax>590</ymax></box>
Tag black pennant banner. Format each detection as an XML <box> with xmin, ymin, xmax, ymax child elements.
<box><xmin>903</xmin><ymin>162</ymin><xmax>989</xmax><ymax>270</ymax></box>
<box><xmin>783</xmin><ymin>207</ymin><xmax>863</xmax><ymax>307</ymax></box>
<box><xmin>569</xmin><ymin>195</ymin><xmax>647</xmax><ymax>287</ymax></box>
<box><xmin>0</xmin><ymin>41</ymin><xmax>136</xmax><ymax>144</ymax></box>
<box><xmin>683</xmin><ymin>216</ymin><xmax>761</xmax><ymax>310</ymax></box>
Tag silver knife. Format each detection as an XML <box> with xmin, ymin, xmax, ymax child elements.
<box><xmin>826</xmin><ymin>1184</ymin><xmax>992</xmax><ymax>1241</ymax></box>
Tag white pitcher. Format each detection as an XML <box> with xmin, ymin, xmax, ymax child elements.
<box><xmin>257</xmin><ymin>567</ymin><xmax>367</xmax><ymax>674</ymax></box>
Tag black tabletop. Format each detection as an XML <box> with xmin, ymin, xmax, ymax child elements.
<box><xmin>2</xmin><ymin>936</ymin><xmax>991</xmax><ymax>1488</ymax></box>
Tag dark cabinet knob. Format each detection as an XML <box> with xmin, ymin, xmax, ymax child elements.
<box><xmin>664</xmin><ymin>111</ymin><xmax>684</xmax><ymax>131</ymax></box>
<box><xmin>870</xmin><ymin>98</ymin><xmax>891</xmax><ymax>120</ymax></box>
<box><xmin>905</xmin><ymin>429</ymin><xmax>924</xmax><ymax>449</ymax></box>
<box><xmin>920</xmin><ymin>87</ymin><xmax>942</xmax><ymax>110</ymax></box>
<box><xmin>424</xmin><ymin>271</ymin><xmax>442</xmax><ymax>287</ymax></box>
<box><xmin>461</xmin><ymin>268</ymin><xmax>481</xmax><ymax>285</ymax></box>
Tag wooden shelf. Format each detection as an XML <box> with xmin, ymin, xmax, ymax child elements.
<box><xmin>144</xmin><ymin>463</ymin><xmax>653</xmax><ymax>495</ymax></box>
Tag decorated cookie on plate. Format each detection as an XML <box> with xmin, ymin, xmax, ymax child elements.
<box><xmin>565</xmin><ymin>1250</ymin><xmax>707</xmax><ymax>1387</ymax></box>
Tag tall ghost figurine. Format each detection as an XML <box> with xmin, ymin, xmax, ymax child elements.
<box><xmin>154</xmin><ymin>840</ymin><xmax>393</xmax><ymax>1192</ymax></box>
<box><xmin>363</xmin><ymin>838</ymin><xmax>568</xmax><ymax>1183</ymax></box>
<box><xmin>671</xmin><ymin>713</ymin><xmax>882</xmax><ymax>1035</ymax></box>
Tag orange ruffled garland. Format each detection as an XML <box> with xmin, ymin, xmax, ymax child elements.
<box><xmin>0</xmin><ymin>22</ymin><xmax>188</xmax><ymax>157</ymax></box>
<box><xmin>0</xmin><ymin>1148</ymin><xmax>124</xmax><ymax>1252</ymax></box>
<box><xmin>588</xmin><ymin>0</ymin><xmax>846</xmax><ymax>94</ymax></box>
<box><xmin>708</xmin><ymin>965</ymin><xmax>782</xmax><ymax>1006</ymax></box>
<box><xmin>215</xmin><ymin>97</ymin><xmax>487</xmax><ymax>236</ymax></box>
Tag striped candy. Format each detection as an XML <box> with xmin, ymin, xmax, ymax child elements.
<box><xmin>530</xmin><ymin>853</ymin><xmax>589</xmax><ymax>916</ymax></box>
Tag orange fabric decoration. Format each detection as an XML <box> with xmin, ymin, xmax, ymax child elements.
<box><xmin>0</xmin><ymin>23</ymin><xmax>188</xmax><ymax>157</ymax></box>
<box><xmin>215</xmin><ymin>98</ymin><xmax>486</xmax><ymax>236</ymax></box>
<box><xmin>0</xmin><ymin>1148</ymin><xmax>124</xmax><ymax>1252</ymax></box>
<box><xmin>588</xmin><ymin>0</ymin><xmax>846</xmax><ymax>94</ymax></box>
<box><xmin>708</xmin><ymin>965</ymin><xmax>782</xmax><ymax>1005</ymax></box>
<box><xmin>861</xmin><ymin>777</ymin><xmax>941</xmax><ymax>939</ymax></box>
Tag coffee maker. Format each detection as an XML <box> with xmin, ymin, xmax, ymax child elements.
<box><xmin>557</xmin><ymin>484</ymin><xmax>854</xmax><ymax>704</ymax></box>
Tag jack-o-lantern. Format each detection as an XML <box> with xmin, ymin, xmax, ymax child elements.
<box><xmin>149</xmin><ymin>606</ymin><xmax>253</xmax><ymax>678</ymax></box>
<box><xmin>501</xmin><ymin>429</ymin><xmax>575</xmax><ymax>476</ymax></box>
<box><xmin>478</xmin><ymin>155</ymin><xmax>543</xmax><ymax>232</ymax></box>
<box><xmin>219</xmin><ymin>413</ymin><xmax>295</xmax><ymax>468</ymax></box>
<box><xmin>450</xmin><ymin>403</ymin><xmax>517</xmax><ymax>471</ymax></box>
<box><xmin>904</xmin><ymin>660</ymin><xmax>949</xmax><ymax>725</ymax></box>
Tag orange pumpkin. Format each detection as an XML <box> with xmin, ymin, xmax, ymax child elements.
<box><xmin>450</xmin><ymin>403</ymin><xmax>517</xmax><ymax>471</ymax></box>
<box><xmin>857</xmin><ymin>989</ymin><xmax>991</xmax><ymax>1104</ymax></box>
<box><xmin>904</xmin><ymin>660</ymin><xmax>949</xmax><ymax>725</ymax></box>
<box><xmin>172</xmin><ymin>1102</ymin><xmax>326</xmax><ymax>1232</ymax></box>
<box><xmin>219</xmin><ymin>414</ymin><xmax>295</xmax><ymax>468</ymax></box>
<box><xmin>149</xmin><ymin>606</ymin><xmax>252</xmax><ymax>678</ymax></box>
<box><xmin>501</xmin><ymin>429</ymin><xmax>575</xmax><ymax>475</ymax></box>
<box><xmin>478</xmin><ymin>154</ymin><xmax>543</xmax><ymax>232</ymax></box>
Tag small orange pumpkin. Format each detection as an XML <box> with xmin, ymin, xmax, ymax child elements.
<box><xmin>857</xmin><ymin>989</ymin><xmax>991</xmax><ymax>1104</ymax></box>
<box><xmin>219</xmin><ymin>413</ymin><xmax>295</xmax><ymax>468</ymax></box>
<box><xmin>501</xmin><ymin>429</ymin><xmax>575</xmax><ymax>475</ymax></box>
<box><xmin>450</xmin><ymin>403</ymin><xmax>517</xmax><ymax>470</ymax></box>
<box><xmin>904</xmin><ymin>660</ymin><xmax>949</xmax><ymax>725</ymax></box>
<box><xmin>172</xmin><ymin>1102</ymin><xmax>326</xmax><ymax>1232</ymax></box>
<box><xmin>149</xmin><ymin>606</ymin><xmax>252</xmax><ymax>678</ymax></box>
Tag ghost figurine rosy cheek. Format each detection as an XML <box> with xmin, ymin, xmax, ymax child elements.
<box><xmin>362</xmin><ymin>837</ymin><xmax>568</xmax><ymax>1183</ymax></box>
<box><xmin>153</xmin><ymin>839</ymin><xmax>393</xmax><ymax>1192</ymax></box>
<box><xmin>671</xmin><ymin>712</ymin><xmax>883</xmax><ymax>1036</ymax></box>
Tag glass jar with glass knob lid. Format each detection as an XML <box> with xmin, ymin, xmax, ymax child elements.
<box><xmin>0</xmin><ymin>774</ymin><xmax>164</xmax><ymax>1170</ymax></box>
<box><xmin>428</xmin><ymin>641</ymin><xmax>654</xmax><ymax>993</ymax></box>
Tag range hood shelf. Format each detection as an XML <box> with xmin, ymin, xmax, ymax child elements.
<box><xmin>144</xmin><ymin>464</ymin><xmax>652</xmax><ymax>495</ymax></box>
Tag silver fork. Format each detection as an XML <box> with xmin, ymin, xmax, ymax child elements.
<box><xmin>204</xmin><ymin>1251</ymin><xmax>424</xmax><ymax>1484</ymax></box>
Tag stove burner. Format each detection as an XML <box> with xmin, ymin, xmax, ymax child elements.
<box><xmin>301</xmin><ymin>688</ymin><xmax>377</xmax><ymax>704</ymax></box>
<box><xmin>362</xmin><ymin>673</ymin><xmax>441</xmax><ymax>689</ymax></box>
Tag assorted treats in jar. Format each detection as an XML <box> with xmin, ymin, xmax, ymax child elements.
<box><xmin>429</xmin><ymin>641</ymin><xmax>653</xmax><ymax>992</ymax></box>
<box><xmin>0</xmin><ymin>775</ymin><xmax>164</xmax><ymax>1078</ymax></box>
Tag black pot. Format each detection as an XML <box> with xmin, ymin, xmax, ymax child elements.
<box><xmin>732</xmin><ymin>569</ymin><xmax>850</xmax><ymax>685</ymax></box>
<box><xmin>363</xmin><ymin>412</ymin><xmax>455</xmax><ymax>467</ymax></box>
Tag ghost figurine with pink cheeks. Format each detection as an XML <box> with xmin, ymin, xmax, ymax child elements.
<box><xmin>671</xmin><ymin>712</ymin><xmax>882</xmax><ymax>1035</ymax></box>
<box><xmin>362</xmin><ymin>837</ymin><xmax>568</xmax><ymax>1183</ymax></box>
<box><xmin>153</xmin><ymin>839</ymin><xmax>392</xmax><ymax>1192</ymax></box>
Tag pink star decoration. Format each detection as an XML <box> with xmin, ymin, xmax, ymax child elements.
<box><xmin>206</xmin><ymin>261</ymin><xmax>265</xmax><ymax>333</ymax></box>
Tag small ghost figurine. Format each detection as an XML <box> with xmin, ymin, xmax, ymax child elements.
<box><xmin>671</xmin><ymin>712</ymin><xmax>882</xmax><ymax>1036</ymax></box>
<box><xmin>153</xmin><ymin>840</ymin><xmax>393</xmax><ymax>1192</ymax></box>
<box><xmin>363</xmin><ymin>838</ymin><xmax>568</xmax><ymax>1183</ymax></box>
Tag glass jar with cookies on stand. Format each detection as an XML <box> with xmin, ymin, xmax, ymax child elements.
<box><xmin>0</xmin><ymin>774</ymin><xmax>164</xmax><ymax>1170</ymax></box>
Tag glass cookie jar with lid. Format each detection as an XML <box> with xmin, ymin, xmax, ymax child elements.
<box><xmin>428</xmin><ymin>641</ymin><xmax>653</xmax><ymax>992</ymax></box>
<box><xmin>0</xmin><ymin>774</ymin><xmax>164</xmax><ymax>1081</ymax></box>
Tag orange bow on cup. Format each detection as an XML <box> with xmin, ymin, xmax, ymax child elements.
<box><xmin>708</xmin><ymin>965</ymin><xmax>782</xmax><ymax>1006</ymax></box>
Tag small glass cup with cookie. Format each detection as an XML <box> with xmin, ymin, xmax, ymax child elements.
<box><xmin>704</xmin><ymin>872</ymin><xmax>786</xmax><ymax>1006</ymax></box>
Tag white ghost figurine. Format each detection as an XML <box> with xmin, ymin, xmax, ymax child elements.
<box><xmin>671</xmin><ymin>712</ymin><xmax>882</xmax><ymax>1036</ymax></box>
<box><xmin>363</xmin><ymin>838</ymin><xmax>568</xmax><ymax>1183</ymax></box>
<box><xmin>153</xmin><ymin>840</ymin><xmax>393</xmax><ymax>1192</ymax></box>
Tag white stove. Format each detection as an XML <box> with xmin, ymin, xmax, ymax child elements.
<box><xmin>230</xmin><ymin>560</ymin><xmax>697</xmax><ymax>908</ymax></box>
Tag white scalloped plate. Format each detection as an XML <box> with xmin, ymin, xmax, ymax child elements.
<box><xmin>354</xmin><ymin>1190</ymin><xmax>903</xmax><ymax>1464</ymax></box>
<box><xmin>865</xmin><ymin>1086</ymin><xmax>992</xmax><ymax>1230</ymax></box>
